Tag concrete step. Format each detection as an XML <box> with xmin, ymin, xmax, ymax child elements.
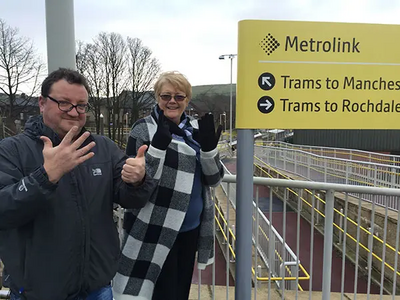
<box><xmin>189</xmin><ymin>284</ymin><xmax>282</xmax><ymax>300</ymax></box>
<box><xmin>189</xmin><ymin>285</ymin><xmax>400</xmax><ymax>300</ymax></box>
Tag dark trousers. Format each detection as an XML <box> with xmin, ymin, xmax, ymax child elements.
<box><xmin>152</xmin><ymin>226</ymin><xmax>200</xmax><ymax>300</ymax></box>
<box><xmin>10</xmin><ymin>285</ymin><xmax>112</xmax><ymax>300</ymax></box>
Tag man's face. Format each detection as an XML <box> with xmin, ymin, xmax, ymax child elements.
<box><xmin>39</xmin><ymin>79</ymin><xmax>88</xmax><ymax>139</ymax></box>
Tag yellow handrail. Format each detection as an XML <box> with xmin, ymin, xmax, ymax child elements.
<box><xmin>254</xmin><ymin>156</ymin><xmax>400</xmax><ymax>277</ymax></box>
<box><xmin>213</xmin><ymin>190</ymin><xmax>309</xmax><ymax>291</ymax></box>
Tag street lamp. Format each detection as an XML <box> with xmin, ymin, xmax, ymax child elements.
<box><xmin>223</xmin><ymin>112</ymin><xmax>227</xmax><ymax>132</ymax></box>
<box><xmin>219</xmin><ymin>54</ymin><xmax>237</xmax><ymax>147</ymax></box>
<box><xmin>219</xmin><ymin>112</ymin><xmax>226</xmax><ymax>132</ymax></box>
<box><xmin>99</xmin><ymin>113</ymin><xmax>104</xmax><ymax>136</ymax></box>
<box><xmin>125</xmin><ymin>112</ymin><xmax>129</xmax><ymax>127</ymax></box>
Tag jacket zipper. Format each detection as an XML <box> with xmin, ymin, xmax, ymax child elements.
<box><xmin>70</xmin><ymin>171</ymin><xmax>86</xmax><ymax>293</ymax></box>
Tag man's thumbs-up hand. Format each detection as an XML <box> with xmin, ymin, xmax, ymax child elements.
<box><xmin>122</xmin><ymin>145</ymin><xmax>148</xmax><ymax>185</ymax></box>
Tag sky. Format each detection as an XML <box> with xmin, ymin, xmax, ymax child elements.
<box><xmin>2</xmin><ymin>0</ymin><xmax>400</xmax><ymax>87</ymax></box>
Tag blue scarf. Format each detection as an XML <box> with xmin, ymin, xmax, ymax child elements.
<box><xmin>153</xmin><ymin>105</ymin><xmax>201</xmax><ymax>157</ymax></box>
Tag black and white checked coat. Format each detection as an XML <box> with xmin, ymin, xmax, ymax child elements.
<box><xmin>113</xmin><ymin>114</ymin><xmax>224</xmax><ymax>300</ymax></box>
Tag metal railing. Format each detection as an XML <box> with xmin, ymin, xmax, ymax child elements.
<box><xmin>215</xmin><ymin>163</ymin><xmax>309</xmax><ymax>293</ymax></box>
<box><xmin>0</xmin><ymin>291</ymin><xmax>9</xmax><ymax>299</ymax></box>
<box><xmin>212</xmin><ymin>174</ymin><xmax>400</xmax><ymax>300</ymax></box>
<box><xmin>0</xmin><ymin>260</ymin><xmax>8</xmax><ymax>299</ymax></box>
<box><xmin>255</xmin><ymin>145</ymin><xmax>400</xmax><ymax>211</ymax></box>
<box><xmin>266</xmin><ymin>141</ymin><xmax>400</xmax><ymax>166</ymax></box>
<box><xmin>254</xmin><ymin>158</ymin><xmax>400</xmax><ymax>295</ymax></box>
<box><xmin>1</xmin><ymin>124</ymin><xmax>16</xmax><ymax>139</ymax></box>
<box><xmin>217</xmin><ymin>141</ymin><xmax>233</xmax><ymax>158</ymax></box>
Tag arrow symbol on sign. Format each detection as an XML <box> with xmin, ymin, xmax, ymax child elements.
<box><xmin>260</xmin><ymin>100</ymin><xmax>272</xmax><ymax>111</ymax></box>
<box><xmin>262</xmin><ymin>77</ymin><xmax>272</xmax><ymax>87</ymax></box>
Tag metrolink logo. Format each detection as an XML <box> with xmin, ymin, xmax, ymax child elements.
<box><xmin>260</xmin><ymin>34</ymin><xmax>361</xmax><ymax>55</ymax></box>
<box><xmin>259</xmin><ymin>33</ymin><xmax>280</xmax><ymax>55</ymax></box>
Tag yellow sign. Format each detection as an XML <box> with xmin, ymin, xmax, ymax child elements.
<box><xmin>236</xmin><ymin>20</ymin><xmax>400</xmax><ymax>129</ymax></box>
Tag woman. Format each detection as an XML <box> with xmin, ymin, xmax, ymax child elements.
<box><xmin>113</xmin><ymin>71</ymin><xmax>223</xmax><ymax>300</ymax></box>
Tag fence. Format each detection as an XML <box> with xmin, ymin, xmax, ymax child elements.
<box><xmin>266</xmin><ymin>141</ymin><xmax>400</xmax><ymax>166</ymax></box>
<box><xmin>214</xmin><ymin>174</ymin><xmax>400</xmax><ymax>299</ymax></box>
<box><xmin>255</xmin><ymin>145</ymin><xmax>400</xmax><ymax>211</ymax></box>
<box><xmin>0</xmin><ymin>124</ymin><xmax>16</xmax><ymax>140</ymax></box>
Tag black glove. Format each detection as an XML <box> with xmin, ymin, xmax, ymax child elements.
<box><xmin>198</xmin><ymin>113</ymin><xmax>222</xmax><ymax>152</ymax></box>
<box><xmin>151</xmin><ymin>110</ymin><xmax>172</xmax><ymax>150</ymax></box>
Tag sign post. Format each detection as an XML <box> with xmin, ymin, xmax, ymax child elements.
<box><xmin>234</xmin><ymin>129</ymin><xmax>254</xmax><ymax>300</ymax></box>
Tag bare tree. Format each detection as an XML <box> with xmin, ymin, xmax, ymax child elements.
<box><xmin>76</xmin><ymin>34</ymin><xmax>161</xmax><ymax>144</ymax></box>
<box><xmin>76</xmin><ymin>40</ymin><xmax>87</xmax><ymax>74</ymax></box>
<box><xmin>76</xmin><ymin>41</ymin><xmax>105</xmax><ymax>134</ymax></box>
<box><xmin>126</xmin><ymin>37</ymin><xmax>160</xmax><ymax>124</ymax></box>
<box><xmin>0</xmin><ymin>19</ymin><xmax>44</xmax><ymax>119</ymax></box>
<box><xmin>95</xmin><ymin>32</ymin><xmax>128</xmax><ymax>142</ymax></box>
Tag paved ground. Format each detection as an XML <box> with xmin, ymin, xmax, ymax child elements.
<box><xmin>191</xmin><ymin>241</ymin><xmax>234</xmax><ymax>286</ymax></box>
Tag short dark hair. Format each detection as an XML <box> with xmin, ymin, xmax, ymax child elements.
<box><xmin>41</xmin><ymin>68</ymin><xmax>90</xmax><ymax>97</ymax></box>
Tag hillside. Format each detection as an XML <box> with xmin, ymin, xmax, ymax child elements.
<box><xmin>192</xmin><ymin>84</ymin><xmax>236</xmax><ymax>98</ymax></box>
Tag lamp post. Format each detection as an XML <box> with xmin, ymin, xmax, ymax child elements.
<box><xmin>219</xmin><ymin>54</ymin><xmax>237</xmax><ymax>147</ymax></box>
<box><xmin>223</xmin><ymin>112</ymin><xmax>227</xmax><ymax>133</ymax></box>
<box><xmin>219</xmin><ymin>112</ymin><xmax>226</xmax><ymax>132</ymax></box>
<box><xmin>125</xmin><ymin>112</ymin><xmax>129</xmax><ymax>140</ymax></box>
<box><xmin>45</xmin><ymin>0</ymin><xmax>76</xmax><ymax>72</ymax></box>
<box><xmin>99</xmin><ymin>113</ymin><xmax>104</xmax><ymax>136</ymax></box>
<box><xmin>125</xmin><ymin>112</ymin><xmax>129</xmax><ymax>127</ymax></box>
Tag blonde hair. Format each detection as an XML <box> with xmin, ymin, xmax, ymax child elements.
<box><xmin>154</xmin><ymin>71</ymin><xmax>192</xmax><ymax>101</ymax></box>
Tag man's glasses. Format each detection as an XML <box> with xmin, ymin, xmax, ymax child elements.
<box><xmin>46</xmin><ymin>96</ymin><xmax>90</xmax><ymax>114</ymax></box>
<box><xmin>159</xmin><ymin>94</ymin><xmax>186</xmax><ymax>102</ymax></box>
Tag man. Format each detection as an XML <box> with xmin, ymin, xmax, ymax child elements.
<box><xmin>0</xmin><ymin>68</ymin><xmax>155</xmax><ymax>300</ymax></box>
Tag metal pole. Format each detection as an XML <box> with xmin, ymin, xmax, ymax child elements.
<box><xmin>235</xmin><ymin>129</ymin><xmax>254</xmax><ymax>300</ymax></box>
<box><xmin>45</xmin><ymin>0</ymin><xmax>76</xmax><ymax>72</ymax></box>
<box><xmin>0</xmin><ymin>118</ymin><xmax>4</xmax><ymax>139</ymax></box>
<box><xmin>224</xmin><ymin>114</ymin><xmax>227</xmax><ymax>133</ymax></box>
<box><xmin>100</xmin><ymin>114</ymin><xmax>104</xmax><ymax>136</ymax></box>
<box><xmin>322</xmin><ymin>189</ymin><xmax>335</xmax><ymax>300</ymax></box>
<box><xmin>229</xmin><ymin>56</ymin><xmax>233</xmax><ymax>147</ymax></box>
